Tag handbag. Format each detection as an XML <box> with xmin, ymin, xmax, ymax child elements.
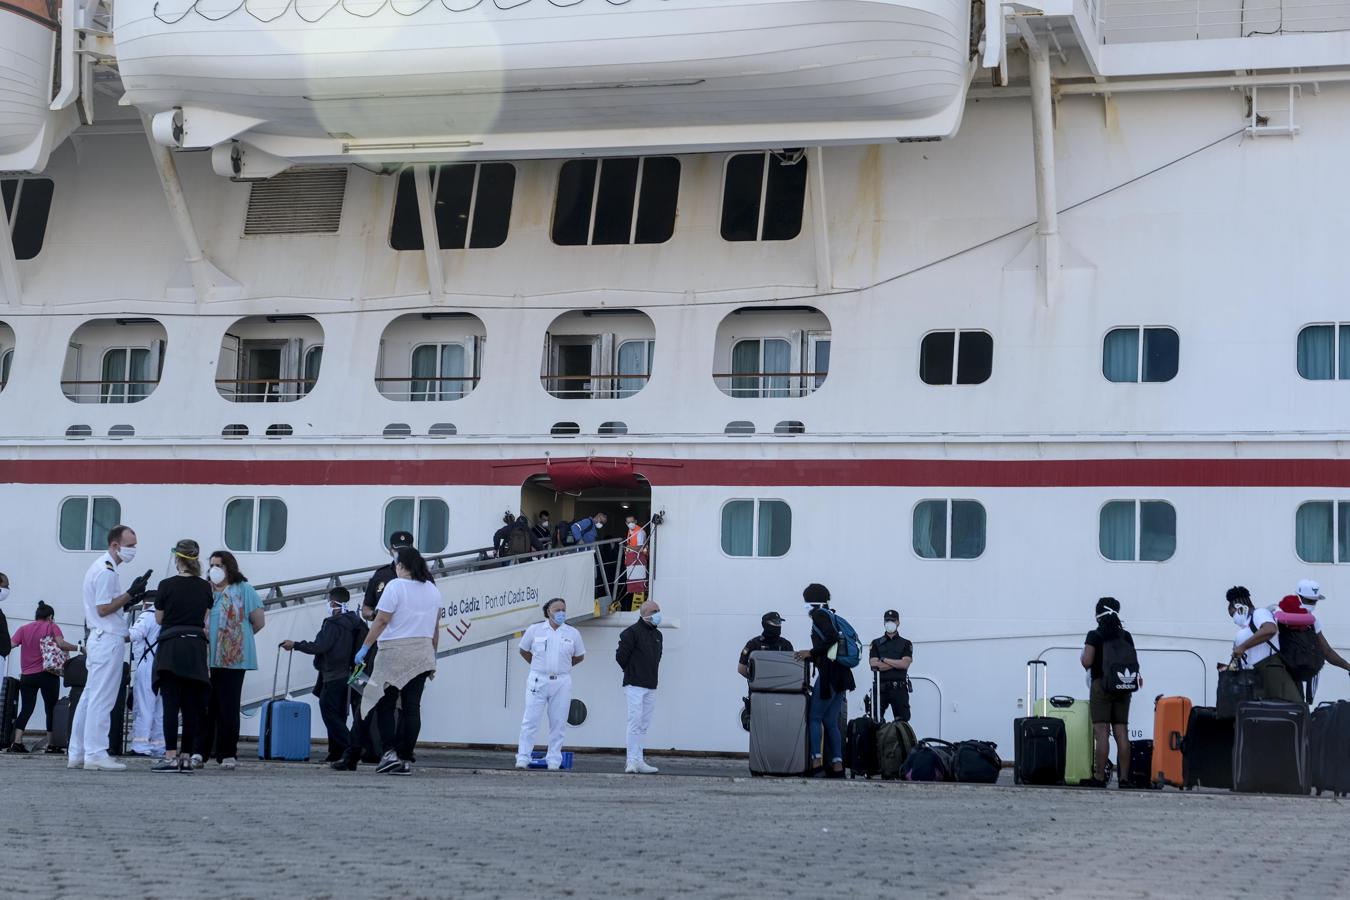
<box><xmin>1216</xmin><ymin>665</ymin><xmax>1262</xmax><ymax>719</ymax></box>
<box><xmin>39</xmin><ymin>634</ymin><xmax>67</xmax><ymax>675</ymax></box>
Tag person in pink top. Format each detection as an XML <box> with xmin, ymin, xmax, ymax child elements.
<box><xmin>7</xmin><ymin>602</ymin><xmax>78</xmax><ymax>753</ymax></box>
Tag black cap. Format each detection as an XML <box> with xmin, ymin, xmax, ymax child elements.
<box><xmin>762</xmin><ymin>611</ymin><xmax>784</xmax><ymax>627</ymax></box>
<box><xmin>388</xmin><ymin>531</ymin><xmax>414</xmax><ymax>549</ymax></box>
<box><xmin>883</xmin><ymin>609</ymin><xmax>899</xmax><ymax>622</ymax></box>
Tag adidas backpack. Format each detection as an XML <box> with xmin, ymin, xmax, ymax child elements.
<box><xmin>1100</xmin><ymin>634</ymin><xmax>1141</xmax><ymax>694</ymax></box>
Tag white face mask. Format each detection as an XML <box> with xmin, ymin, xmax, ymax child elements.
<box><xmin>0</xmin><ymin>587</ymin><xmax>8</xmax><ymax>604</ymax></box>
<box><xmin>117</xmin><ymin>545</ymin><xmax>138</xmax><ymax>563</ymax></box>
<box><xmin>1231</xmin><ymin>608</ymin><xmax>1249</xmax><ymax>627</ymax></box>
<box><xmin>208</xmin><ymin>566</ymin><xmax>226</xmax><ymax>585</ymax></box>
<box><xmin>884</xmin><ymin>621</ymin><xmax>898</xmax><ymax>635</ymax></box>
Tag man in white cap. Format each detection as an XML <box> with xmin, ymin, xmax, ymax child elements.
<box><xmin>1295</xmin><ymin>579</ymin><xmax>1350</xmax><ymax>700</ymax></box>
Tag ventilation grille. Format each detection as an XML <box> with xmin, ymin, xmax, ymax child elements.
<box><xmin>244</xmin><ymin>167</ymin><xmax>348</xmax><ymax>236</ymax></box>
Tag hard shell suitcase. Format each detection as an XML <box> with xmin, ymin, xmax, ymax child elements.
<box><xmin>748</xmin><ymin>692</ymin><xmax>809</xmax><ymax>776</ymax></box>
<box><xmin>1309</xmin><ymin>701</ymin><xmax>1350</xmax><ymax>797</ymax></box>
<box><xmin>1182</xmin><ymin>706</ymin><xmax>1233</xmax><ymax>790</ymax></box>
<box><xmin>49</xmin><ymin>697</ymin><xmax>72</xmax><ymax>751</ymax></box>
<box><xmin>1232</xmin><ymin>699</ymin><xmax>1308</xmax><ymax>795</ymax></box>
<box><xmin>1152</xmin><ymin>695</ymin><xmax>1192</xmax><ymax>787</ymax></box>
<box><xmin>747</xmin><ymin>651</ymin><xmax>809</xmax><ymax>694</ymax></box>
<box><xmin>259</xmin><ymin>649</ymin><xmax>312</xmax><ymax>761</ymax></box>
<box><xmin>1034</xmin><ymin>695</ymin><xmax>1093</xmax><ymax>786</ymax></box>
<box><xmin>1014</xmin><ymin>660</ymin><xmax>1067</xmax><ymax>785</ymax></box>
<box><xmin>108</xmin><ymin>662</ymin><xmax>130</xmax><ymax>756</ymax></box>
<box><xmin>847</xmin><ymin>672</ymin><xmax>881</xmax><ymax>779</ymax></box>
<box><xmin>0</xmin><ymin>675</ymin><xmax>19</xmax><ymax>746</ymax></box>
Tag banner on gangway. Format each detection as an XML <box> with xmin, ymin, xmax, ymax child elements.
<box><xmin>437</xmin><ymin>550</ymin><xmax>598</xmax><ymax>651</ymax></box>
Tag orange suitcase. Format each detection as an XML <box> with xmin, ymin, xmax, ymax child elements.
<box><xmin>1152</xmin><ymin>695</ymin><xmax>1193</xmax><ymax>787</ymax></box>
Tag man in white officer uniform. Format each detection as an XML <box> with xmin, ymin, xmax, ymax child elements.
<box><xmin>128</xmin><ymin>596</ymin><xmax>164</xmax><ymax>758</ymax></box>
<box><xmin>514</xmin><ymin>598</ymin><xmax>585</xmax><ymax>770</ymax></box>
<box><xmin>70</xmin><ymin>525</ymin><xmax>150</xmax><ymax>771</ymax></box>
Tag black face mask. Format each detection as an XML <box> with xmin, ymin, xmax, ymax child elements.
<box><xmin>763</xmin><ymin>625</ymin><xmax>781</xmax><ymax>640</ymax></box>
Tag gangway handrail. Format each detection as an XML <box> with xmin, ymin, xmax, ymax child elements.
<box><xmin>1034</xmin><ymin>644</ymin><xmax>1209</xmax><ymax>703</ymax></box>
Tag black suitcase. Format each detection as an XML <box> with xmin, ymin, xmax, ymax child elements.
<box><xmin>1183</xmin><ymin>706</ymin><xmax>1234</xmax><ymax>790</ymax></box>
<box><xmin>0</xmin><ymin>675</ymin><xmax>19</xmax><ymax>747</ymax></box>
<box><xmin>1233</xmin><ymin>699</ymin><xmax>1309</xmax><ymax>795</ymax></box>
<box><xmin>1127</xmin><ymin>739</ymin><xmax>1159</xmax><ymax>788</ymax></box>
<box><xmin>49</xmin><ymin>697</ymin><xmax>72</xmax><ymax>751</ymax></box>
<box><xmin>1014</xmin><ymin>661</ymin><xmax>1066</xmax><ymax>785</ymax></box>
<box><xmin>846</xmin><ymin>673</ymin><xmax>880</xmax><ymax>779</ymax></box>
<box><xmin>1310</xmin><ymin>701</ymin><xmax>1350</xmax><ymax>797</ymax></box>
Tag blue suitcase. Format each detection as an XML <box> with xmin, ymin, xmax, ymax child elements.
<box><xmin>259</xmin><ymin>649</ymin><xmax>311</xmax><ymax>761</ymax></box>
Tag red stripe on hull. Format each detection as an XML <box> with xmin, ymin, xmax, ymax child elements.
<box><xmin>0</xmin><ymin>457</ymin><xmax>1348</xmax><ymax>488</ymax></box>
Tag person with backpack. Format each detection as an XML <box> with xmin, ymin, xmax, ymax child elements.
<box><xmin>531</xmin><ymin>512</ymin><xmax>554</xmax><ymax>552</ymax></box>
<box><xmin>569</xmin><ymin>512</ymin><xmax>607</xmax><ymax>546</ymax></box>
<box><xmin>868</xmin><ymin>609</ymin><xmax>913</xmax><ymax>723</ymax></box>
<box><xmin>1226</xmin><ymin>586</ymin><xmax>1302</xmax><ymax>704</ymax></box>
<box><xmin>282</xmin><ymin>587</ymin><xmax>369</xmax><ymax>770</ymax></box>
<box><xmin>504</xmin><ymin>516</ymin><xmax>533</xmax><ymax>561</ymax></box>
<box><xmin>1293</xmin><ymin>579</ymin><xmax>1350</xmax><ymax>701</ymax></box>
<box><xmin>492</xmin><ymin>511</ymin><xmax>516</xmax><ymax>559</ymax></box>
<box><xmin>1079</xmin><ymin>597</ymin><xmax>1141</xmax><ymax>788</ymax></box>
<box><xmin>794</xmin><ymin>583</ymin><xmax>856</xmax><ymax>778</ymax></box>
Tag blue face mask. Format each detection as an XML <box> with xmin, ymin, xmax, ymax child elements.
<box><xmin>552</xmin><ymin>611</ymin><xmax>566</xmax><ymax>625</ymax></box>
<box><xmin>647</xmin><ymin>612</ymin><xmax>662</xmax><ymax>627</ymax></box>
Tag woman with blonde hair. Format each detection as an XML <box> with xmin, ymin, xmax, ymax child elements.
<box><xmin>151</xmin><ymin>539</ymin><xmax>213</xmax><ymax>773</ymax></box>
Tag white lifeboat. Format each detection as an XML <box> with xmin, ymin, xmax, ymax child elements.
<box><xmin>113</xmin><ymin>0</ymin><xmax>975</xmax><ymax>169</ymax></box>
<box><xmin>0</xmin><ymin>1</ymin><xmax>76</xmax><ymax>172</ymax></box>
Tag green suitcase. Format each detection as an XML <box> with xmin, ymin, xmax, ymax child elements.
<box><xmin>1035</xmin><ymin>695</ymin><xmax>1094</xmax><ymax>785</ymax></box>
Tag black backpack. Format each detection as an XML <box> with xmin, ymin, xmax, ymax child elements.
<box><xmin>1101</xmin><ymin>634</ymin><xmax>1141</xmax><ymax>694</ymax></box>
<box><xmin>1277</xmin><ymin>624</ymin><xmax>1324</xmax><ymax>682</ymax></box>
<box><xmin>507</xmin><ymin>526</ymin><xmax>532</xmax><ymax>556</ymax></box>
<box><xmin>952</xmin><ymin>740</ymin><xmax>1002</xmax><ymax>783</ymax></box>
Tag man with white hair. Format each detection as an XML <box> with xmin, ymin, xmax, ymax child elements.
<box><xmin>1295</xmin><ymin>579</ymin><xmax>1350</xmax><ymax>700</ymax></box>
<box><xmin>615</xmin><ymin>599</ymin><xmax>662</xmax><ymax>774</ymax></box>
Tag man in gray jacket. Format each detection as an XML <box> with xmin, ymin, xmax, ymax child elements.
<box><xmin>282</xmin><ymin>587</ymin><xmax>367</xmax><ymax>770</ymax></box>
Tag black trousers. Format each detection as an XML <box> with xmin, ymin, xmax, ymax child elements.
<box><xmin>375</xmin><ymin>672</ymin><xmax>429</xmax><ymax>761</ymax></box>
<box><xmin>318</xmin><ymin>678</ymin><xmax>357</xmax><ymax>759</ymax></box>
<box><xmin>16</xmin><ymin>672</ymin><xmax>60</xmax><ymax>732</ymax></box>
<box><xmin>160</xmin><ymin>674</ymin><xmax>208</xmax><ymax>754</ymax></box>
<box><xmin>195</xmin><ymin>668</ymin><xmax>245</xmax><ymax>761</ymax></box>
<box><xmin>878</xmin><ymin>679</ymin><xmax>911</xmax><ymax>723</ymax></box>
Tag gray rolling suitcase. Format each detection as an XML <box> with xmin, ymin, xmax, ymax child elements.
<box><xmin>748</xmin><ymin>692</ymin><xmax>810</xmax><ymax>776</ymax></box>
<box><xmin>747</xmin><ymin>650</ymin><xmax>808</xmax><ymax>693</ymax></box>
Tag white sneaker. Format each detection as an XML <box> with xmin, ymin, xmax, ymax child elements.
<box><xmin>624</xmin><ymin>760</ymin><xmax>639</xmax><ymax>774</ymax></box>
<box><xmin>220</xmin><ymin>758</ymin><xmax>237</xmax><ymax>770</ymax></box>
<box><xmin>514</xmin><ymin>760</ymin><xmax>529</xmax><ymax>769</ymax></box>
<box><xmin>84</xmin><ymin>755</ymin><xmax>127</xmax><ymax>771</ymax></box>
<box><xmin>190</xmin><ymin>754</ymin><xmax>204</xmax><ymax>769</ymax></box>
<box><xmin>634</xmin><ymin>761</ymin><xmax>659</xmax><ymax>774</ymax></box>
<box><xmin>66</xmin><ymin>757</ymin><xmax>85</xmax><ymax>770</ymax></box>
<box><xmin>547</xmin><ymin>762</ymin><xmax>562</xmax><ymax>771</ymax></box>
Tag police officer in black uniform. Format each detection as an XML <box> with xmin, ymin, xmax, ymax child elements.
<box><xmin>356</xmin><ymin>530</ymin><xmax>414</xmax><ymax>760</ymax></box>
<box><xmin>868</xmin><ymin>609</ymin><xmax>913</xmax><ymax>722</ymax></box>
<box><xmin>737</xmin><ymin>611</ymin><xmax>793</xmax><ymax>678</ymax></box>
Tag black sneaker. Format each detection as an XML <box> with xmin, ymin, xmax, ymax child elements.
<box><xmin>375</xmin><ymin>752</ymin><xmax>402</xmax><ymax>774</ymax></box>
<box><xmin>151</xmin><ymin>758</ymin><xmax>179</xmax><ymax>773</ymax></box>
<box><xmin>7</xmin><ymin>742</ymin><xmax>29</xmax><ymax>754</ymax></box>
<box><xmin>330</xmin><ymin>757</ymin><xmax>358</xmax><ymax>772</ymax></box>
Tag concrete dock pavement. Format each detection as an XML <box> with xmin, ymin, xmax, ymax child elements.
<box><xmin>1</xmin><ymin>750</ymin><xmax>1347</xmax><ymax>899</ymax></box>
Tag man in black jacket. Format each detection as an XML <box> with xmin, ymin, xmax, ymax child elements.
<box><xmin>283</xmin><ymin>587</ymin><xmax>368</xmax><ymax>770</ymax></box>
<box><xmin>738</xmin><ymin>611</ymin><xmax>792</xmax><ymax>678</ymax></box>
<box><xmin>616</xmin><ymin>599</ymin><xmax>662</xmax><ymax>774</ymax></box>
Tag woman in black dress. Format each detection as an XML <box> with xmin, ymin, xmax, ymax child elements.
<box><xmin>151</xmin><ymin>539</ymin><xmax>213</xmax><ymax>773</ymax></box>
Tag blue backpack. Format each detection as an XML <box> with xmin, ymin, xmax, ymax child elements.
<box><xmin>813</xmin><ymin>609</ymin><xmax>862</xmax><ymax>669</ymax></box>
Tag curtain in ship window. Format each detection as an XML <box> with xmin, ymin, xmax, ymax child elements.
<box><xmin>617</xmin><ymin>340</ymin><xmax>650</xmax><ymax>399</ymax></box>
<box><xmin>1102</xmin><ymin>329</ymin><xmax>1139</xmax><ymax>383</ymax></box>
<box><xmin>763</xmin><ymin>339</ymin><xmax>791</xmax><ymax>398</ymax></box>
<box><xmin>59</xmin><ymin>497</ymin><xmax>88</xmax><ymax>551</ymax></box>
<box><xmin>757</xmin><ymin>501</ymin><xmax>792</xmax><ymax>557</ymax></box>
<box><xmin>730</xmin><ymin>340</ymin><xmax>760</xmax><ymax>398</ymax></box>
<box><xmin>439</xmin><ymin>344</ymin><xmax>466</xmax><ymax>400</ymax></box>
<box><xmin>1</xmin><ymin>348</ymin><xmax>12</xmax><ymax>386</ymax></box>
<box><xmin>301</xmin><ymin>347</ymin><xmax>322</xmax><ymax>396</ymax></box>
<box><xmin>410</xmin><ymin>346</ymin><xmax>437</xmax><ymax>401</ymax></box>
<box><xmin>951</xmin><ymin>500</ymin><xmax>987</xmax><ymax>559</ymax></box>
<box><xmin>101</xmin><ymin>349</ymin><xmax>126</xmax><ymax>403</ymax></box>
<box><xmin>912</xmin><ymin>500</ymin><xmax>946</xmax><ymax>559</ymax></box>
<box><xmin>91</xmin><ymin>498</ymin><xmax>121</xmax><ymax>548</ymax></box>
<box><xmin>418</xmin><ymin>499</ymin><xmax>450</xmax><ymax>553</ymax></box>
<box><xmin>1297</xmin><ymin>325</ymin><xmax>1334</xmax><ymax>380</ymax></box>
<box><xmin>1339</xmin><ymin>502</ymin><xmax>1350</xmax><ymax>564</ymax></box>
<box><xmin>1141</xmin><ymin>329</ymin><xmax>1179</xmax><ymax>383</ymax></box>
<box><xmin>225</xmin><ymin>499</ymin><xmax>254</xmax><ymax>552</ymax></box>
<box><xmin>1296</xmin><ymin>501</ymin><xmax>1334</xmax><ymax>563</ymax></box>
<box><xmin>1099</xmin><ymin>501</ymin><xmax>1136</xmax><ymax>561</ymax></box>
<box><xmin>127</xmin><ymin>348</ymin><xmax>151</xmax><ymax>403</ymax></box>
<box><xmin>813</xmin><ymin>340</ymin><xmax>831</xmax><ymax>390</ymax></box>
<box><xmin>258</xmin><ymin>499</ymin><xmax>288</xmax><ymax>552</ymax></box>
<box><xmin>1341</xmin><ymin>326</ymin><xmax>1350</xmax><ymax>380</ymax></box>
<box><xmin>1139</xmin><ymin>501</ymin><xmax>1176</xmax><ymax>561</ymax></box>
<box><xmin>384</xmin><ymin>498</ymin><xmax>414</xmax><ymax>543</ymax></box>
<box><xmin>721</xmin><ymin>501</ymin><xmax>754</xmax><ymax>556</ymax></box>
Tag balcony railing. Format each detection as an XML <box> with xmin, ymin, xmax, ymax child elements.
<box><xmin>541</xmin><ymin>372</ymin><xmax>650</xmax><ymax>400</ymax></box>
<box><xmin>713</xmin><ymin>371</ymin><xmax>827</xmax><ymax>399</ymax></box>
<box><xmin>1101</xmin><ymin>0</ymin><xmax>1350</xmax><ymax>43</ymax></box>
<box><xmin>375</xmin><ymin>375</ymin><xmax>481</xmax><ymax>402</ymax></box>
<box><xmin>215</xmin><ymin>377</ymin><xmax>317</xmax><ymax>402</ymax></box>
<box><xmin>61</xmin><ymin>379</ymin><xmax>159</xmax><ymax>404</ymax></box>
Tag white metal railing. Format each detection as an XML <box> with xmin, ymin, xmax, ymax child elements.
<box><xmin>1101</xmin><ymin>0</ymin><xmax>1350</xmax><ymax>42</ymax></box>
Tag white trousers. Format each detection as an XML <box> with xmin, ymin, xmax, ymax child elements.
<box><xmin>624</xmin><ymin>685</ymin><xmax>656</xmax><ymax>764</ymax></box>
<box><xmin>130</xmin><ymin>660</ymin><xmax>164</xmax><ymax>754</ymax></box>
<box><xmin>516</xmin><ymin>673</ymin><xmax>572</xmax><ymax>767</ymax></box>
<box><xmin>69</xmin><ymin>630</ymin><xmax>124</xmax><ymax>762</ymax></box>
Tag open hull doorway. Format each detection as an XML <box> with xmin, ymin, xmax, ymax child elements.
<box><xmin>521</xmin><ymin>470</ymin><xmax>652</xmax><ymax>612</ymax></box>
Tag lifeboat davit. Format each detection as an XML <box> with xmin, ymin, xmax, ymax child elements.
<box><xmin>0</xmin><ymin>1</ymin><xmax>75</xmax><ymax>172</ymax></box>
<box><xmin>113</xmin><ymin>0</ymin><xmax>974</xmax><ymax>168</ymax></box>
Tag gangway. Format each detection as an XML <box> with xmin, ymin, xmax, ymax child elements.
<box><xmin>238</xmin><ymin>529</ymin><xmax>658</xmax><ymax>712</ymax></box>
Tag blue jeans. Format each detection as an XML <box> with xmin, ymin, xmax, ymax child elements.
<box><xmin>808</xmin><ymin>679</ymin><xmax>845</xmax><ymax>764</ymax></box>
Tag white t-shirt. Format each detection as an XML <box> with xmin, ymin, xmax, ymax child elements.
<box><xmin>83</xmin><ymin>552</ymin><xmax>129</xmax><ymax>636</ymax></box>
<box><xmin>518</xmin><ymin>621</ymin><xmax>586</xmax><ymax>676</ymax></box>
<box><xmin>375</xmin><ymin>578</ymin><xmax>442</xmax><ymax>642</ymax></box>
<box><xmin>1234</xmin><ymin>607</ymin><xmax>1278</xmax><ymax>666</ymax></box>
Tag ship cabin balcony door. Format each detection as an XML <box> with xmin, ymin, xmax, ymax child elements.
<box><xmin>224</xmin><ymin>336</ymin><xmax>306</xmax><ymax>402</ymax></box>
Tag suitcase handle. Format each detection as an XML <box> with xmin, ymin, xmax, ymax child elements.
<box><xmin>272</xmin><ymin>645</ymin><xmax>294</xmax><ymax>700</ymax></box>
<box><xmin>1049</xmin><ymin>695</ymin><xmax>1075</xmax><ymax>709</ymax></box>
<box><xmin>1026</xmin><ymin>659</ymin><xmax>1048</xmax><ymax>712</ymax></box>
<box><xmin>1169</xmin><ymin>730</ymin><xmax>1183</xmax><ymax>752</ymax></box>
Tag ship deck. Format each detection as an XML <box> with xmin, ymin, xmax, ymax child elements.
<box><xmin>3</xmin><ymin>749</ymin><xmax>1346</xmax><ymax>898</ymax></box>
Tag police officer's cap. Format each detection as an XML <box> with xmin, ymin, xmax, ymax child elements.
<box><xmin>761</xmin><ymin>611</ymin><xmax>784</xmax><ymax>627</ymax></box>
<box><xmin>388</xmin><ymin>531</ymin><xmax>414</xmax><ymax>549</ymax></box>
<box><xmin>883</xmin><ymin>609</ymin><xmax>900</xmax><ymax>622</ymax></box>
